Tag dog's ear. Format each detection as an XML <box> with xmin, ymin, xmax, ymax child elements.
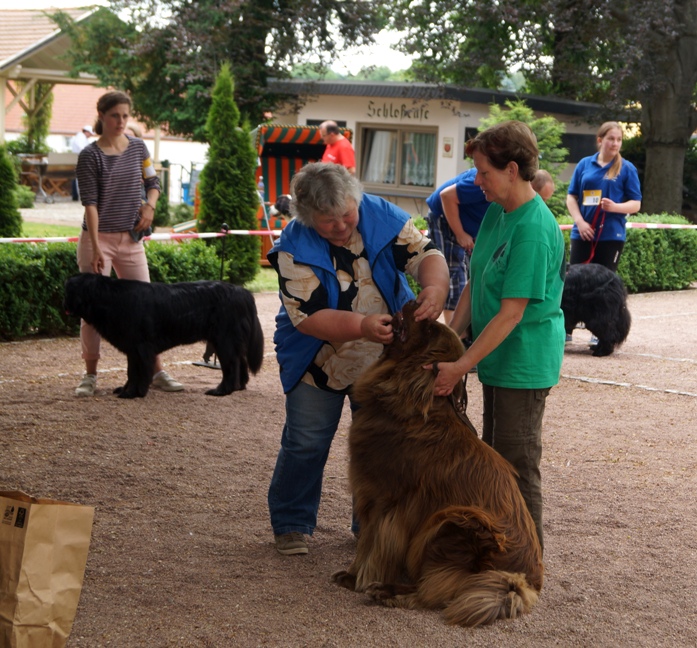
<box><xmin>404</xmin><ymin>364</ymin><xmax>437</xmax><ymax>422</ymax></box>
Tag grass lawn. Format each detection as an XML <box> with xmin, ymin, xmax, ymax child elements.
<box><xmin>21</xmin><ymin>222</ymin><xmax>81</xmax><ymax>238</ymax></box>
<box><xmin>245</xmin><ymin>266</ymin><xmax>279</xmax><ymax>292</ymax></box>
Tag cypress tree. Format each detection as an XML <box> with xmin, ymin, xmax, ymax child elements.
<box><xmin>0</xmin><ymin>144</ymin><xmax>22</xmax><ymax>238</ymax></box>
<box><xmin>197</xmin><ymin>62</ymin><xmax>260</xmax><ymax>285</ymax></box>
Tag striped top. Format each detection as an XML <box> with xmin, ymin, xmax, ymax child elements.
<box><xmin>77</xmin><ymin>136</ymin><xmax>161</xmax><ymax>233</ymax></box>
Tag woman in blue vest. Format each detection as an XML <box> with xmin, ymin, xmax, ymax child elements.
<box><xmin>267</xmin><ymin>162</ymin><xmax>449</xmax><ymax>556</ymax></box>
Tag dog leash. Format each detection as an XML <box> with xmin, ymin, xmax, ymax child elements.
<box><xmin>583</xmin><ymin>204</ymin><xmax>606</xmax><ymax>264</ymax></box>
<box><xmin>432</xmin><ymin>362</ymin><xmax>478</xmax><ymax>437</ymax></box>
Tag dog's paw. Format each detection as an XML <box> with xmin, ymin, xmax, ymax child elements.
<box><xmin>366</xmin><ymin>581</ymin><xmax>417</xmax><ymax>607</ymax></box>
<box><xmin>331</xmin><ymin>569</ymin><xmax>356</xmax><ymax>591</ymax></box>
<box><xmin>114</xmin><ymin>385</ymin><xmax>142</xmax><ymax>399</ymax></box>
<box><xmin>205</xmin><ymin>386</ymin><xmax>234</xmax><ymax>396</ymax></box>
<box><xmin>591</xmin><ymin>344</ymin><xmax>614</xmax><ymax>357</ymax></box>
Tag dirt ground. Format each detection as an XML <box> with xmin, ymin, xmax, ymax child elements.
<box><xmin>1</xmin><ymin>286</ymin><xmax>696</xmax><ymax>648</ymax></box>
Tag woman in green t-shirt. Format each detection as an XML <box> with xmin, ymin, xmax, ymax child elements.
<box><xmin>427</xmin><ymin>120</ymin><xmax>566</xmax><ymax>552</ymax></box>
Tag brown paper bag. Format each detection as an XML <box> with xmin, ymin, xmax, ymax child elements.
<box><xmin>0</xmin><ymin>490</ymin><xmax>95</xmax><ymax>648</ymax></box>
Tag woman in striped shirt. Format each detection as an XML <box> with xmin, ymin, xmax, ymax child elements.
<box><xmin>74</xmin><ymin>91</ymin><xmax>183</xmax><ymax>397</ymax></box>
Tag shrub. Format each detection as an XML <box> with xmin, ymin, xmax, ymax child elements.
<box><xmin>170</xmin><ymin>202</ymin><xmax>195</xmax><ymax>225</ymax></box>
<box><xmin>197</xmin><ymin>62</ymin><xmax>260</xmax><ymax>285</ymax></box>
<box><xmin>0</xmin><ymin>239</ymin><xmax>224</xmax><ymax>339</ymax></box>
<box><xmin>146</xmin><ymin>240</ymin><xmax>222</xmax><ymax>283</ymax></box>
<box><xmin>0</xmin><ymin>144</ymin><xmax>22</xmax><ymax>238</ymax></box>
<box><xmin>619</xmin><ymin>214</ymin><xmax>697</xmax><ymax>292</ymax></box>
<box><xmin>15</xmin><ymin>185</ymin><xmax>35</xmax><ymax>209</ymax></box>
<box><xmin>153</xmin><ymin>188</ymin><xmax>170</xmax><ymax>228</ymax></box>
<box><xmin>0</xmin><ymin>242</ymin><xmax>76</xmax><ymax>339</ymax></box>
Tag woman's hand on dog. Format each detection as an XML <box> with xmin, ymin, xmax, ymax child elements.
<box><xmin>423</xmin><ymin>359</ymin><xmax>469</xmax><ymax>396</ymax></box>
<box><xmin>413</xmin><ymin>286</ymin><xmax>446</xmax><ymax>322</ymax></box>
<box><xmin>360</xmin><ymin>314</ymin><xmax>395</xmax><ymax>344</ymax></box>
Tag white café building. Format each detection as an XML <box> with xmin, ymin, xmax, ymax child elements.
<box><xmin>271</xmin><ymin>79</ymin><xmax>601</xmax><ymax>215</ymax></box>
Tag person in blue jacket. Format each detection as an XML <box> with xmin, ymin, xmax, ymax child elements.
<box><xmin>266</xmin><ymin>162</ymin><xmax>449</xmax><ymax>556</ymax></box>
<box><xmin>425</xmin><ymin>168</ymin><xmax>489</xmax><ymax>323</ymax></box>
<box><xmin>567</xmin><ymin>121</ymin><xmax>642</xmax><ymax>271</ymax></box>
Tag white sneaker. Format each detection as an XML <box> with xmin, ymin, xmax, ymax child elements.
<box><xmin>151</xmin><ymin>370</ymin><xmax>184</xmax><ymax>392</ymax></box>
<box><xmin>75</xmin><ymin>374</ymin><xmax>97</xmax><ymax>397</ymax></box>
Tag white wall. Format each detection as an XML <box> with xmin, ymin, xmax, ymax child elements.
<box><xmin>277</xmin><ymin>92</ymin><xmax>596</xmax><ymax>215</ymax></box>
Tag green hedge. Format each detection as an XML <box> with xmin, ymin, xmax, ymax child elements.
<box><xmin>1</xmin><ymin>213</ymin><xmax>695</xmax><ymax>339</ymax></box>
<box><xmin>415</xmin><ymin>213</ymin><xmax>696</xmax><ymax>296</ymax></box>
<box><xmin>0</xmin><ymin>240</ymin><xmax>223</xmax><ymax>340</ymax></box>
<box><xmin>558</xmin><ymin>213</ymin><xmax>697</xmax><ymax>293</ymax></box>
<box><xmin>620</xmin><ymin>214</ymin><xmax>697</xmax><ymax>293</ymax></box>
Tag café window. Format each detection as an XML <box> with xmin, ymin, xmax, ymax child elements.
<box><xmin>359</xmin><ymin>126</ymin><xmax>437</xmax><ymax>192</ymax></box>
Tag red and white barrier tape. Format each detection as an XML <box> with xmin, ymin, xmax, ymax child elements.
<box><xmin>1</xmin><ymin>223</ymin><xmax>696</xmax><ymax>244</ymax></box>
<box><xmin>0</xmin><ymin>230</ymin><xmax>284</xmax><ymax>244</ymax></box>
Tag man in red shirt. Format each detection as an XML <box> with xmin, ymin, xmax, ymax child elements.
<box><xmin>319</xmin><ymin>121</ymin><xmax>356</xmax><ymax>174</ymax></box>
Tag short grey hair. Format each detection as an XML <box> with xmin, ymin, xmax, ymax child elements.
<box><xmin>289</xmin><ymin>162</ymin><xmax>363</xmax><ymax>228</ymax></box>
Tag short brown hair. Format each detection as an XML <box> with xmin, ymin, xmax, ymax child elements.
<box><xmin>465</xmin><ymin>121</ymin><xmax>539</xmax><ymax>181</ymax></box>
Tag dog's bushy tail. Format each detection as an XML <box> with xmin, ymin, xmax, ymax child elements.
<box><xmin>443</xmin><ymin>570</ymin><xmax>539</xmax><ymax>627</ymax></box>
<box><xmin>617</xmin><ymin>302</ymin><xmax>631</xmax><ymax>345</ymax></box>
<box><xmin>247</xmin><ymin>313</ymin><xmax>264</xmax><ymax>374</ymax></box>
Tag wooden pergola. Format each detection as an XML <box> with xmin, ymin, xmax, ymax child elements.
<box><xmin>0</xmin><ymin>8</ymin><xmax>99</xmax><ymax>145</ymax></box>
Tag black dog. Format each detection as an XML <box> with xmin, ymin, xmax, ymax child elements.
<box><xmin>561</xmin><ymin>264</ymin><xmax>631</xmax><ymax>357</ymax></box>
<box><xmin>64</xmin><ymin>274</ymin><xmax>264</xmax><ymax>398</ymax></box>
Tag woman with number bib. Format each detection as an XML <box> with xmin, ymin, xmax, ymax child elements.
<box><xmin>566</xmin><ymin>121</ymin><xmax>642</xmax><ymax>272</ymax></box>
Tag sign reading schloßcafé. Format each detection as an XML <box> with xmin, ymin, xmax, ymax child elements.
<box><xmin>366</xmin><ymin>100</ymin><xmax>430</xmax><ymax>121</ymax></box>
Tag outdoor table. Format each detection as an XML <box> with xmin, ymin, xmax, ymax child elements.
<box><xmin>18</xmin><ymin>154</ymin><xmax>54</xmax><ymax>204</ymax></box>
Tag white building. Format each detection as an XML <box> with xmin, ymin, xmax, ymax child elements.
<box><xmin>271</xmin><ymin>79</ymin><xmax>601</xmax><ymax>215</ymax></box>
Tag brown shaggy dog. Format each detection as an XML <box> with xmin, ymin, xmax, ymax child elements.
<box><xmin>332</xmin><ymin>301</ymin><xmax>544</xmax><ymax>626</ymax></box>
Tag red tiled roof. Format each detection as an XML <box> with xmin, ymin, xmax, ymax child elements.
<box><xmin>0</xmin><ymin>8</ymin><xmax>88</xmax><ymax>66</ymax></box>
<box><xmin>5</xmin><ymin>84</ymin><xmax>153</xmax><ymax>138</ymax></box>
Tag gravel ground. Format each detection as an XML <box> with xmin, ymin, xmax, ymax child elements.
<box><xmin>1</xmin><ymin>258</ymin><xmax>696</xmax><ymax>646</ymax></box>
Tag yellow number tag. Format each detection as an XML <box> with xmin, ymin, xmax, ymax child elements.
<box><xmin>582</xmin><ymin>190</ymin><xmax>601</xmax><ymax>206</ymax></box>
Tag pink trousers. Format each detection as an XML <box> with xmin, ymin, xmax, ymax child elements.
<box><xmin>76</xmin><ymin>230</ymin><xmax>151</xmax><ymax>360</ymax></box>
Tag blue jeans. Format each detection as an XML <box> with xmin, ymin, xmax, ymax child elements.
<box><xmin>268</xmin><ymin>381</ymin><xmax>356</xmax><ymax>536</ymax></box>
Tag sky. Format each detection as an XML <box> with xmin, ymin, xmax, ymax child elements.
<box><xmin>5</xmin><ymin>0</ymin><xmax>413</xmax><ymax>74</ymax></box>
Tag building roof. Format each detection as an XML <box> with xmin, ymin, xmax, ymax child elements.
<box><xmin>0</xmin><ymin>8</ymin><xmax>97</xmax><ymax>83</ymax></box>
<box><xmin>3</xmin><ymin>84</ymin><xmax>157</xmax><ymax>138</ymax></box>
<box><xmin>269</xmin><ymin>79</ymin><xmax>601</xmax><ymax>120</ymax></box>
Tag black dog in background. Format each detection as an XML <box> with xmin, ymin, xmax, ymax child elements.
<box><xmin>64</xmin><ymin>274</ymin><xmax>264</xmax><ymax>398</ymax></box>
<box><xmin>561</xmin><ymin>264</ymin><xmax>631</xmax><ymax>357</ymax></box>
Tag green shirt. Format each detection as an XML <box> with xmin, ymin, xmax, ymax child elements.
<box><xmin>470</xmin><ymin>194</ymin><xmax>565</xmax><ymax>389</ymax></box>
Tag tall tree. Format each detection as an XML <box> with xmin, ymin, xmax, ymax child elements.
<box><xmin>197</xmin><ymin>62</ymin><xmax>260</xmax><ymax>285</ymax></box>
<box><xmin>393</xmin><ymin>0</ymin><xmax>697</xmax><ymax>217</ymax></box>
<box><xmin>53</xmin><ymin>1</ymin><xmax>385</xmax><ymax>141</ymax></box>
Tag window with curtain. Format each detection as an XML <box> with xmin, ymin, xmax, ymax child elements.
<box><xmin>359</xmin><ymin>126</ymin><xmax>436</xmax><ymax>192</ymax></box>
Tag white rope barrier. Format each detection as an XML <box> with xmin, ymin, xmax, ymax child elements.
<box><xmin>1</xmin><ymin>222</ymin><xmax>696</xmax><ymax>245</ymax></box>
